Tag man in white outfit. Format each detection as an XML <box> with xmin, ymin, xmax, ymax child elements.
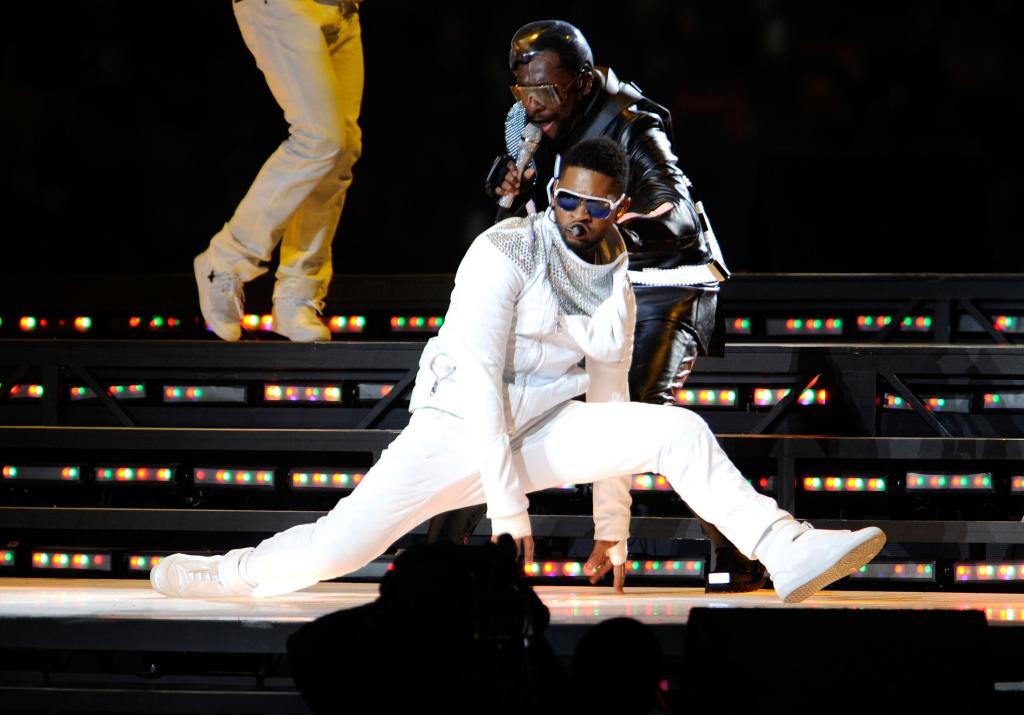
<box><xmin>154</xmin><ymin>138</ymin><xmax>885</xmax><ymax>603</ymax></box>
<box><xmin>195</xmin><ymin>0</ymin><xmax>363</xmax><ymax>342</ymax></box>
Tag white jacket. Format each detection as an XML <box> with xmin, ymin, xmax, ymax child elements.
<box><xmin>409</xmin><ymin>212</ymin><xmax>636</xmax><ymax>542</ymax></box>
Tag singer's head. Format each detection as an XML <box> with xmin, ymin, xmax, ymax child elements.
<box><xmin>551</xmin><ymin>138</ymin><xmax>631</xmax><ymax>261</ymax></box>
<box><xmin>508</xmin><ymin>21</ymin><xmax>594</xmax><ymax>143</ymax></box>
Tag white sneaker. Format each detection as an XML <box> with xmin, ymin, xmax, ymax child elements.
<box><xmin>194</xmin><ymin>251</ymin><xmax>244</xmax><ymax>341</ymax></box>
<box><xmin>150</xmin><ymin>549</ymin><xmax>255</xmax><ymax>598</ymax></box>
<box><xmin>272</xmin><ymin>298</ymin><xmax>330</xmax><ymax>342</ymax></box>
<box><xmin>756</xmin><ymin>521</ymin><xmax>886</xmax><ymax>604</ymax></box>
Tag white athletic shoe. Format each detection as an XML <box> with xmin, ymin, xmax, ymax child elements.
<box><xmin>150</xmin><ymin>549</ymin><xmax>255</xmax><ymax>598</ymax></box>
<box><xmin>272</xmin><ymin>298</ymin><xmax>330</xmax><ymax>342</ymax></box>
<box><xmin>756</xmin><ymin>520</ymin><xmax>886</xmax><ymax>604</ymax></box>
<box><xmin>194</xmin><ymin>251</ymin><xmax>244</xmax><ymax>342</ymax></box>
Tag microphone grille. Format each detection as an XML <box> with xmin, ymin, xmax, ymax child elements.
<box><xmin>504</xmin><ymin>102</ymin><xmax>528</xmax><ymax>155</ymax></box>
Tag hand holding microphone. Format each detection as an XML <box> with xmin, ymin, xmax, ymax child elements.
<box><xmin>496</xmin><ymin>123</ymin><xmax>543</xmax><ymax>209</ymax></box>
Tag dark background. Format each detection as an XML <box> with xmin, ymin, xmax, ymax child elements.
<box><xmin>2</xmin><ymin>0</ymin><xmax>1021</xmax><ymax>276</ymax></box>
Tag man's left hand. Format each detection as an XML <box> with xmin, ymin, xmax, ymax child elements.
<box><xmin>586</xmin><ymin>539</ymin><xmax>626</xmax><ymax>593</ymax></box>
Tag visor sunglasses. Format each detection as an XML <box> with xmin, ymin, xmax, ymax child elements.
<box><xmin>553</xmin><ymin>188</ymin><xmax>626</xmax><ymax>220</ymax></box>
<box><xmin>508</xmin><ymin>74</ymin><xmax>583</xmax><ymax>108</ymax></box>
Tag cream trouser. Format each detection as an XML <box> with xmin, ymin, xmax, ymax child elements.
<box><xmin>245</xmin><ymin>401</ymin><xmax>790</xmax><ymax>596</ymax></box>
<box><xmin>208</xmin><ymin>0</ymin><xmax>363</xmax><ymax>304</ymax></box>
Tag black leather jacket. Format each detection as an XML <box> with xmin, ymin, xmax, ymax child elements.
<box><xmin>485</xmin><ymin>67</ymin><xmax>721</xmax><ymax>354</ymax></box>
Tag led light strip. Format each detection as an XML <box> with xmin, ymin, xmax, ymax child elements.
<box><xmin>2</xmin><ymin>465</ymin><xmax>81</xmax><ymax>482</ymax></box>
<box><xmin>31</xmin><ymin>550</ymin><xmax>112</xmax><ymax>572</ymax></box>
<box><xmin>954</xmin><ymin>562</ymin><xmax>1024</xmax><ymax>582</ymax></box>
<box><xmin>632</xmin><ymin>473</ymin><xmax>673</xmax><ymax>492</ymax></box>
<box><xmin>753</xmin><ymin>387</ymin><xmax>828</xmax><ymax>407</ymax></box>
<box><xmin>906</xmin><ymin>472</ymin><xmax>993</xmax><ymax>492</ymax></box>
<box><xmin>802</xmin><ymin>475</ymin><xmax>887</xmax><ymax>492</ymax></box>
<box><xmin>0</xmin><ymin>550</ymin><xmax>14</xmax><ymax>567</ymax></box>
<box><xmin>1012</xmin><ymin>476</ymin><xmax>1024</xmax><ymax>493</ymax></box>
<box><xmin>625</xmin><ymin>559</ymin><xmax>704</xmax><ymax>577</ymax></box>
<box><xmin>163</xmin><ymin>385</ymin><xmax>247</xmax><ymax>403</ymax></box>
<box><xmin>675</xmin><ymin>389</ymin><xmax>737</xmax><ymax>407</ymax></box>
<box><xmin>70</xmin><ymin>384</ymin><xmax>147</xmax><ymax>401</ymax></box>
<box><xmin>290</xmin><ymin>470</ymin><xmax>365</xmax><ymax>489</ymax></box>
<box><xmin>127</xmin><ymin>555</ymin><xmax>165</xmax><ymax>572</ymax></box>
<box><xmin>264</xmin><ymin>385</ymin><xmax>342</xmax><ymax>403</ymax></box>
<box><xmin>849</xmin><ymin>561</ymin><xmax>936</xmax><ymax>581</ymax></box>
<box><xmin>327</xmin><ymin>315</ymin><xmax>366</xmax><ymax>333</ymax></box>
<box><xmin>726</xmin><ymin>317</ymin><xmax>752</xmax><ymax>334</ymax></box>
<box><xmin>95</xmin><ymin>466</ymin><xmax>175</xmax><ymax>483</ymax></box>
<box><xmin>6</xmin><ymin>384</ymin><xmax>44</xmax><ymax>399</ymax></box>
<box><xmin>390</xmin><ymin>315</ymin><xmax>444</xmax><ymax>332</ymax></box>
<box><xmin>194</xmin><ymin>468</ymin><xmax>275</xmax><ymax>488</ymax></box>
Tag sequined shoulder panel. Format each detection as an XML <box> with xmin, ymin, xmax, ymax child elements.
<box><xmin>485</xmin><ymin>217</ymin><xmax>544</xmax><ymax>275</ymax></box>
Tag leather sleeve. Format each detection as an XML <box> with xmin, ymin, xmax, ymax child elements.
<box><xmin>618</xmin><ymin>111</ymin><xmax>709</xmax><ymax>268</ymax></box>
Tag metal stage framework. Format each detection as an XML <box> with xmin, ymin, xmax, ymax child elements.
<box><xmin>2</xmin><ymin>339</ymin><xmax>1024</xmax><ymax>591</ymax></box>
<box><xmin>4</xmin><ymin>276</ymin><xmax>1024</xmax><ymax>712</ymax></box>
<box><xmin>3</xmin><ymin>273</ymin><xmax>1024</xmax><ymax>345</ymax></box>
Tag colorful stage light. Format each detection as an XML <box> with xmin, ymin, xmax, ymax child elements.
<box><xmin>766</xmin><ymin>317</ymin><xmax>843</xmax><ymax>337</ymax></box>
<box><xmin>752</xmin><ymin>387</ymin><xmax>828</xmax><ymax>407</ymax></box>
<box><xmin>982</xmin><ymin>392</ymin><xmax>1024</xmax><ymax>410</ymax></box>
<box><xmin>290</xmin><ymin>469</ymin><xmax>366</xmax><ymax>490</ymax></box>
<box><xmin>631</xmin><ymin>473</ymin><xmax>673</xmax><ymax>492</ymax></box>
<box><xmin>954</xmin><ymin>562</ymin><xmax>1024</xmax><ymax>583</ymax></box>
<box><xmin>849</xmin><ymin>561</ymin><xmax>936</xmax><ymax>582</ymax></box>
<box><xmin>73</xmin><ymin>316</ymin><xmax>93</xmax><ymax>333</ymax></box>
<box><xmin>327</xmin><ymin>315</ymin><xmax>367</xmax><ymax>334</ymax></box>
<box><xmin>1</xmin><ymin>550</ymin><xmax>14</xmax><ymax>567</ymax></box>
<box><xmin>626</xmin><ymin>559</ymin><xmax>705</xmax><ymax>577</ymax></box>
<box><xmin>127</xmin><ymin>554</ymin><xmax>164</xmax><ymax>572</ymax></box>
<box><xmin>726</xmin><ymin>317</ymin><xmax>752</xmax><ymax>335</ymax></box>
<box><xmin>674</xmin><ymin>389</ymin><xmax>737</xmax><ymax>407</ymax></box>
<box><xmin>19</xmin><ymin>316</ymin><xmax>40</xmax><ymax>332</ymax></box>
<box><xmin>69</xmin><ymin>384</ymin><xmax>147</xmax><ymax>401</ymax></box>
<box><xmin>748</xmin><ymin>476</ymin><xmax>775</xmax><ymax>492</ymax></box>
<box><xmin>95</xmin><ymin>466</ymin><xmax>174</xmax><ymax>483</ymax></box>
<box><xmin>855</xmin><ymin>315</ymin><xmax>893</xmax><ymax>331</ymax></box>
<box><xmin>6</xmin><ymin>384</ymin><xmax>44</xmax><ymax>399</ymax></box>
<box><xmin>194</xmin><ymin>468</ymin><xmax>275</xmax><ymax>488</ymax></box>
<box><xmin>523</xmin><ymin>561</ymin><xmax>589</xmax><ymax>579</ymax></box>
<box><xmin>356</xmin><ymin>383</ymin><xmax>395</xmax><ymax>400</ymax></box>
<box><xmin>242</xmin><ymin>314</ymin><xmax>275</xmax><ymax>332</ymax></box>
<box><xmin>882</xmin><ymin>393</ymin><xmax>970</xmax><ymax>413</ymax></box>
<box><xmin>130</xmin><ymin>315</ymin><xmax>182</xmax><ymax>331</ymax></box>
<box><xmin>992</xmin><ymin>315</ymin><xmax>1024</xmax><ymax>334</ymax></box>
<box><xmin>801</xmin><ymin>475</ymin><xmax>887</xmax><ymax>492</ymax></box>
<box><xmin>163</xmin><ymin>385</ymin><xmax>247</xmax><ymax>403</ymax></box>
<box><xmin>263</xmin><ymin>384</ymin><xmax>343</xmax><ymax>403</ymax></box>
<box><xmin>31</xmin><ymin>550</ymin><xmax>112</xmax><ymax>572</ymax></box>
<box><xmin>390</xmin><ymin>315</ymin><xmax>444</xmax><ymax>333</ymax></box>
<box><xmin>1012</xmin><ymin>476</ymin><xmax>1024</xmax><ymax>493</ymax></box>
<box><xmin>2</xmin><ymin>465</ymin><xmax>80</xmax><ymax>482</ymax></box>
<box><xmin>906</xmin><ymin>472</ymin><xmax>994</xmax><ymax>492</ymax></box>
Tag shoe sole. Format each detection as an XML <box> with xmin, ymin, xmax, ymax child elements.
<box><xmin>780</xmin><ymin>528</ymin><xmax>886</xmax><ymax>604</ymax></box>
<box><xmin>194</xmin><ymin>255</ymin><xmax>241</xmax><ymax>342</ymax></box>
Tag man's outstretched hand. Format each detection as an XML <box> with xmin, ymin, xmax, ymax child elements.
<box><xmin>492</xmin><ymin>533</ymin><xmax>535</xmax><ymax>565</ymax></box>
<box><xmin>585</xmin><ymin>539</ymin><xmax>626</xmax><ymax>593</ymax></box>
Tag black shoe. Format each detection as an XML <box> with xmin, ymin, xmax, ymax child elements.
<box><xmin>705</xmin><ymin>546</ymin><xmax>768</xmax><ymax>594</ymax></box>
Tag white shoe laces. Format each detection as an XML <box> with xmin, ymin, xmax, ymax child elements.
<box><xmin>212</xmin><ymin>272</ymin><xmax>244</xmax><ymax>318</ymax></box>
<box><xmin>181</xmin><ymin>566</ymin><xmax>220</xmax><ymax>586</ymax></box>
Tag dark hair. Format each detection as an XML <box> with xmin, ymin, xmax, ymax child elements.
<box><xmin>509</xmin><ymin>20</ymin><xmax>594</xmax><ymax>76</ymax></box>
<box><xmin>562</xmin><ymin>137</ymin><xmax>629</xmax><ymax>194</ymax></box>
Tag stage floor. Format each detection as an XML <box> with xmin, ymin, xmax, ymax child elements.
<box><xmin>2</xmin><ymin>579</ymin><xmax>1023</xmax><ymax>626</ymax></box>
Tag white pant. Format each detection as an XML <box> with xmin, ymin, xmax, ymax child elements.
<box><xmin>245</xmin><ymin>402</ymin><xmax>790</xmax><ymax>596</ymax></box>
<box><xmin>208</xmin><ymin>0</ymin><xmax>363</xmax><ymax>305</ymax></box>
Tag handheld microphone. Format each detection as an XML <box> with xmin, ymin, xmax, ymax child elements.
<box><xmin>498</xmin><ymin>123</ymin><xmax>543</xmax><ymax>210</ymax></box>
